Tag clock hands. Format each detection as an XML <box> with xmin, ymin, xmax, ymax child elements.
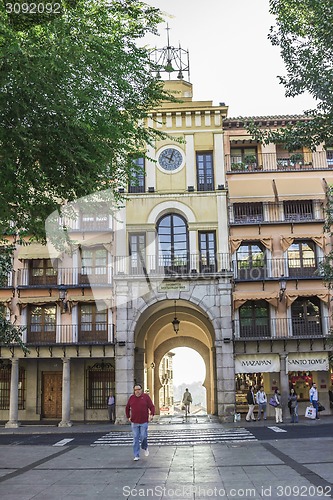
<box><xmin>165</xmin><ymin>151</ymin><xmax>175</xmax><ymax>162</ymax></box>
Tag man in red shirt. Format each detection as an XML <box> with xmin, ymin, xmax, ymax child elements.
<box><xmin>125</xmin><ymin>383</ymin><xmax>155</xmax><ymax>461</ymax></box>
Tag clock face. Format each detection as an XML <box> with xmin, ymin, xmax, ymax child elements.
<box><xmin>158</xmin><ymin>148</ymin><xmax>184</xmax><ymax>171</ymax></box>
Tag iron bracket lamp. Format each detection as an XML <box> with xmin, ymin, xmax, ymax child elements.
<box><xmin>58</xmin><ymin>284</ymin><xmax>68</xmax><ymax>313</ymax></box>
<box><xmin>171</xmin><ymin>300</ymin><xmax>180</xmax><ymax>334</ymax></box>
<box><xmin>279</xmin><ymin>275</ymin><xmax>287</xmax><ymax>301</ymax></box>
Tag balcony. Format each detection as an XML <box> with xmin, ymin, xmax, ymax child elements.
<box><xmin>230</xmin><ymin>201</ymin><xmax>324</xmax><ymax>225</ymax></box>
<box><xmin>225</xmin><ymin>151</ymin><xmax>333</xmax><ymax>172</ymax></box>
<box><xmin>233</xmin><ymin>257</ymin><xmax>322</xmax><ymax>281</ymax></box>
<box><xmin>114</xmin><ymin>253</ymin><xmax>232</xmax><ymax>277</ymax></box>
<box><xmin>26</xmin><ymin>324</ymin><xmax>114</xmax><ymax>345</ymax></box>
<box><xmin>17</xmin><ymin>267</ymin><xmax>113</xmax><ymax>287</ymax></box>
<box><xmin>233</xmin><ymin>317</ymin><xmax>330</xmax><ymax>340</ymax></box>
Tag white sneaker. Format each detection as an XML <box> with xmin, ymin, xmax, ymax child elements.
<box><xmin>144</xmin><ymin>448</ymin><xmax>149</xmax><ymax>457</ymax></box>
<box><xmin>133</xmin><ymin>457</ymin><xmax>140</xmax><ymax>461</ymax></box>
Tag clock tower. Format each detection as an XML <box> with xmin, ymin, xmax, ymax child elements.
<box><xmin>114</xmin><ymin>31</ymin><xmax>234</xmax><ymax>422</ymax></box>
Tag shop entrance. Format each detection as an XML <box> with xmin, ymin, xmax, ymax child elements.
<box><xmin>42</xmin><ymin>372</ymin><xmax>62</xmax><ymax>418</ymax></box>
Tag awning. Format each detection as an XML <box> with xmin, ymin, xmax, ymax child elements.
<box><xmin>67</xmin><ymin>295</ymin><xmax>96</xmax><ymax>303</ymax></box>
<box><xmin>281</xmin><ymin>235</ymin><xmax>325</xmax><ymax>251</ymax></box>
<box><xmin>230</xmin><ymin>236</ymin><xmax>272</xmax><ymax>253</ymax></box>
<box><xmin>285</xmin><ymin>291</ymin><xmax>329</xmax><ymax>307</ymax></box>
<box><xmin>70</xmin><ymin>233</ymin><xmax>113</xmax><ymax>252</ymax></box>
<box><xmin>228</xmin><ymin>179</ymin><xmax>275</xmax><ymax>201</ymax></box>
<box><xmin>235</xmin><ymin>354</ymin><xmax>280</xmax><ymax>373</ymax></box>
<box><xmin>229</xmin><ymin>135</ymin><xmax>255</xmax><ymax>143</ymax></box>
<box><xmin>274</xmin><ymin>177</ymin><xmax>325</xmax><ymax>200</ymax></box>
<box><xmin>18</xmin><ymin>243</ymin><xmax>61</xmax><ymax>260</ymax></box>
<box><xmin>233</xmin><ymin>291</ymin><xmax>279</xmax><ymax>309</ymax></box>
<box><xmin>17</xmin><ymin>297</ymin><xmax>57</xmax><ymax>309</ymax></box>
<box><xmin>67</xmin><ymin>295</ymin><xmax>112</xmax><ymax>307</ymax></box>
<box><xmin>287</xmin><ymin>352</ymin><xmax>329</xmax><ymax>372</ymax></box>
<box><xmin>0</xmin><ymin>298</ymin><xmax>12</xmax><ymax>311</ymax></box>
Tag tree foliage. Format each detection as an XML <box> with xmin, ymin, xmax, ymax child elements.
<box><xmin>0</xmin><ymin>0</ymin><xmax>171</xmax><ymax>242</ymax></box>
<box><xmin>247</xmin><ymin>0</ymin><xmax>333</xmax><ymax>150</ymax></box>
<box><xmin>0</xmin><ymin>0</ymin><xmax>173</xmax><ymax>348</ymax></box>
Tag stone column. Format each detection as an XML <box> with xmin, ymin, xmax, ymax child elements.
<box><xmin>279</xmin><ymin>353</ymin><xmax>289</xmax><ymax>420</ymax></box>
<box><xmin>115</xmin><ymin>282</ymin><xmax>135</xmax><ymax>424</ymax></box>
<box><xmin>58</xmin><ymin>358</ymin><xmax>73</xmax><ymax>427</ymax></box>
<box><xmin>5</xmin><ymin>358</ymin><xmax>20</xmax><ymax>428</ymax></box>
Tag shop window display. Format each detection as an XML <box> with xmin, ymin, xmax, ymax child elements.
<box><xmin>289</xmin><ymin>371</ymin><xmax>313</xmax><ymax>401</ymax></box>
<box><xmin>235</xmin><ymin>373</ymin><xmax>263</xmax><ymax>413</ymax></box>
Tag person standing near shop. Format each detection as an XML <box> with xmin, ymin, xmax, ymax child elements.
<box><xmin>126</xmin><ymin>383</ymin><xmax>155</xmax><ymax>461</ymax></box>
<box><xmin>274</xmin><ymin>388</ymin><xmax>283</xmax><ymax>423</ymax></box>
<box><xmin>256</xmin><ymin>385</ymin><xmax>267</xmax><ymax>420</ymax></box>
<box><xmin>245</xmin><ymin>386</ymin><xmax>256</xmax><ymax>422</ymax></box>
<box><xmin>309</xmin><ymin>382</ymin><xmax>320</xmax><ymax>420</ymax></box>
<box><xmin>107</xmin><ymin>392</ymin><xmax>115</xmax><ymax>423</ymax></box>
<box><xmin>288</xmin><ymin>388</ymin><xmax>298</xmax><ymax>423</ymax></box>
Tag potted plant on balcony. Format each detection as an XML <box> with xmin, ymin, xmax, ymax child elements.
<box><xmin>290</xmin><ymin>153</ymin><xmax>304</xmax><ymax>168</ymax></box>
<box><xmin>243</xmin><ymin>154</ymin><xmax>257</xmax><ymax>170</ymax></box>
<box><xmin>231</xmin><ymin>162</ymin><xmax>246</xmax><ymax>171</ymax></box>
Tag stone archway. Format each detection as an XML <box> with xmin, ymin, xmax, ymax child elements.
<box><xmin>133</xmin><ymin>298</ymin><xmax>217</xmax><ymax>415</ymax></box>
<box><xmin>154</xmin><ymin>338</ymin><xmax>213</xmax><ymax>414</ymax></box>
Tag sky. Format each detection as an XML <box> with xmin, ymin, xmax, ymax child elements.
<box><xmin>144</xmin><ymin>0</ymin><xmax>315</xmax><ymax>117</ymax></box>
<box><xmin>171</xmin><ymin>347</ymin><xmax>206</xmax><ymax>386</ymax></box>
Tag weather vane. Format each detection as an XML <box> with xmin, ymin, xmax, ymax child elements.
<box><xmin>151</xmin><ymin>24</ymin><xmax>190</xmax><ymax>81</ymax></box>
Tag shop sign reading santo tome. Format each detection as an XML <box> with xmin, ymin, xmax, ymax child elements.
<box><xmin>287</xmin><ymin>352</ymin><xmax>329</xmax><ymax>372</ymax></box>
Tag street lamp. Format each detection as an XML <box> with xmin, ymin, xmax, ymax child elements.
<box><xmin>171</xmin><ymin>300</ymin><xmax>180</xmax><ymax>334</ymax></box>
<box><xmin>59</xmin><ymin>284</ymin><xmax>68</xmax><ymax>313</ymax></box>
<box><xmin>279</xmin><ymin>275</ymin><xmax>287</xmax><ymax>301</ymax></box>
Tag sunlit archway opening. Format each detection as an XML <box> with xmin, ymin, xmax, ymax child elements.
<box><xmin>159</xmin><ymin>347</ymin><xmax>206</xmax><ymax>415</ymax></box>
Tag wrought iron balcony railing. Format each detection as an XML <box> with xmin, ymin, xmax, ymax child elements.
<box><xmin>233</xmin><ymin>317</ymin><xmax>330</xmax><ymax>340</ymax></box>
<box><xmin>17</xmin><ymin>267</ymin><xmax>113</xmax><ymax>287</ymax></box>
<box><xmin>233</xmin><ymin>257</ymin><xmax>323</xmax><ymax>281</ymax></box>
<box><xmin>16</xmin><ymin>256</ymin><xmax>324</xmax><ymax>285</ymax></box>
<box><xmin>114</xmin><ymin>253</ymin><xmax>232</xmax><ymax>276</ymax></box>
<box><xmin>225</xmin><ymin>151</ymin><xmax>333</xmax><ymax>172</ymax></box>
<box><xmin>229</xmin><ymin>200</ymin><xmax>324</xmax><ymax>224</ymax></box>
<box><xmin>25</xmin><ymin>323</ymin><xmax>114</xmax><ymax>345</ymax></box>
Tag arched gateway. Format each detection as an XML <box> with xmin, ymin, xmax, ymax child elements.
<box><xmin>114</xmin><ymin>282</ymin><xmax>235</xmax><ymax>423</ymax></box>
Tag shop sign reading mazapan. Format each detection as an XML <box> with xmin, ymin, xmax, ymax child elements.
<box><xmin>235</xmin><ymin>354</ymin><xmax>280</xmax><ymax>374</ymax></box>
<box><xmin>287</xmin><ymin>352</ymin><xmax>329</xmax><ymax>372</ymax></box>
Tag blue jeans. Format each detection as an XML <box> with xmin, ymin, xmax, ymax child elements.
<box><xmin>258</xmin><ymin>403</ymin><xmax>267</xmax><ymax>420</ymax></box>
<box><xmin>131</xmin><ymin>422</ymin><xmax>148</xmax><ymax>458</ymax></box>
<box><xmin>291</xmin><ymin>405</ymin><xmax>298</xmax><ymax>423</ymax></box>
<box><xmin>312</xmin><ymin>400</ymin><xmax>319</xmax><ymax>419</ymax></box>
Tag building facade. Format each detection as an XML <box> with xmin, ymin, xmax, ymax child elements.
<box><xmin>0</xmin><ymin>81</ymin><xmax>332</xmax><ymax>425</ymax></box>
<box><xmin>224</xmin><ymin>116</ymin><xmax>333</xmax><ymax>415</ymax></box>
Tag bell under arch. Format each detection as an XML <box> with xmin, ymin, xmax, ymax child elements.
<box><xmin>133</xmin><ymin>298</ymin><xmax>217</xmax><ymax>415</ymax></box>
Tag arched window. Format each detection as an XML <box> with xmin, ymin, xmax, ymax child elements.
<box><xmin>239</xmin><ymin>300</ymin><xmax>270</xmax><ymax>338</ymax></box>
<box><xmin>157</xmin><ymin>214</ymin><xmax>189</xmax><ymax>273</ymax></box>
<box><xmin>291</xmin><ymin>297</ymin><xmax>322</xmax><ymax>336</ymax></box>
<box><xmin>236</xmin><ymin>242</ymin><xmax>266</xmax><ymax>280</ymax></box>
<box><xmin>287</xmin><ymin>240</ymin><xmax>316</xmax><ymax>278</ymax></box>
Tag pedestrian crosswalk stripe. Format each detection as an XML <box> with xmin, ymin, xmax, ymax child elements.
<box><xmin>91</xmin><ymin>428</ymin><xmax>257</xmax><ymax>447</ymax></box>
<box><xmin>53</xmin><ymin>438</ymin><xmax>75</xmax><ymax>446</ymax></box>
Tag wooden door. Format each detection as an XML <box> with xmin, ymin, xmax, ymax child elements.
<box><xmin>42</xmin><ymin>372</ymin><xmax>62</xmax><ymax>418</ymax></box>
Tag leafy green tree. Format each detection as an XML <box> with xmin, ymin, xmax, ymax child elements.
<box><xmin>247</xmin><ymin>0</ymin><xmax>333</xmax><ymax>150</ymax></box>
<box><xmin>0</xmin><ymin>0</ymin><xmax>170</xmax><ymax>241</ymax></box>
<box><xmin>0</xmin><ymin>0</ymin><xmax>172</xmax><ymax>347</ymax></box>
